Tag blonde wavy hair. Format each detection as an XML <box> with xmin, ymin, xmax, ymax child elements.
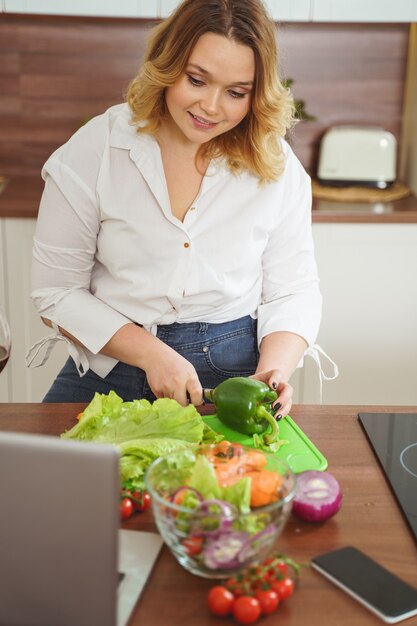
<box><xmin>126</xmin><ymin>0</ymin><xmax>296</xmax><ymax>183</ymax></box>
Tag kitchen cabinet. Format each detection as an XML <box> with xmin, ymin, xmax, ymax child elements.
<box><xmin>161</xmin><ymin>1</ymin><xmax>417</xmax><ymax>22</ymax></box>
<box><xmin>0</xmin><ymin>218</ymin><xmax>66</xmax><ymax>402</ymax></box>
<box><xmin>300</xmin><ymin>222</ymin><xmax>417</xmax><ymax>405</ymax></box>
<box><xmin>3</xmin><ymin>0</ymin><xmax>159</xmax><ymax>18</ymax></box>
<box><xmin>312</xmin><ymin>0</ymin><xmax>417</xmax><ymax>23</ymax></box>
<box><xmin>159</xmin><ymin>0</ymin><xmax>312</xmax><ymax>20</ymax></box>
<box><xmin>3</xmin><ymin>0</ymin><xmax>416</xmax><ymax>22</ymax></box>
<box><xmin>159</xmin><ymin>0</ymin><xmax>178</xmax><ymax>18</ymax></box>
<box><xmin>266</xmin><ymin>0</ymin><xmax>311</xmax><ymax>22</ymax></box>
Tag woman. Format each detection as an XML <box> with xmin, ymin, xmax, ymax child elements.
<box><xmin>27</xmin><ymin>0</ymin><xmax>325</xmax><ymax>416</ymax></box>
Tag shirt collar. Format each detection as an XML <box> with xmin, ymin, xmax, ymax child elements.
<box><xmin>109</xmin><ymin>104</ymin><xmax>146</xmax><ymax>151</ymax></box>
<box><xmin>109</xmin><ymin>104</ymin><xmax>231</xmax><ymax>193</ymax></box>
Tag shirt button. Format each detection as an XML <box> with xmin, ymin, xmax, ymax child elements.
<box><xmin>190</xmin><ymin>206</ymin><xmax>196</xmax><ymax>211</ymax></box>
<box><xmin>183</xmin><ymin>242</ymin><xmax>190</xmax><ymax>248</ymax></box>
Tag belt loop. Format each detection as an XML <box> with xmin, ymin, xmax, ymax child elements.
<box><xmin>199</xmin><ymin>322</ymin><xmax>208</xmax><ymax>334</ymax></box>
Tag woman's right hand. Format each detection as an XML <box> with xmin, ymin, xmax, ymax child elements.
<box><xmin>100</xmin><ymin>323</ymin><xmax>203</xmax><ymax>406</ymax></box>
<box><xmin>142</xmin><ymin>341</ymin><xmax>203</xmax><ymax>407</ymax></box>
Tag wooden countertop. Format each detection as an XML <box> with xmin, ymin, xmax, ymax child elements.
<box><xmin>0</xmin><ymin>402</ymin><xmax>416</xmax><ymax>626</ymax></box>
<box><xmin>1</xmin><ymin>175</ymin><xmax>417</xmax><ymax>223</ymax></box>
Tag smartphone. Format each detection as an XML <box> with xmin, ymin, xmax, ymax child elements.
<box><xmin>311</xmin><ymin>546</ymin><xmax>417</xmax><ymax>623</ymax></box>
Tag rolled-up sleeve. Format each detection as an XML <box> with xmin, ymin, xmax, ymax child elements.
<box><xmin>257</xmin><ymin>149</ymin><xmax>322</xmax><ymax>347</ymax></box>
<box><xmin>31</xmin><ymin>156</ymin><xmax>132</xmax><ymax>356</ymax></box>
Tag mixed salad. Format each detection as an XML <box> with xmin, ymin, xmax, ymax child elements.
<box><xmin>146</xmin><ymin>442</ymin><xmax>295</xmax><ymax>574</ymax></box>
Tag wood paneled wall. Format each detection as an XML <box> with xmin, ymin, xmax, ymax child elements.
<box><xmin>0</xmin><ymin>13</ymin><xmax>409</xmax><ymax>177</ymax></box>
<box><xmin>278</xmin><ymin>22</ymin><xmax>409</xmax><ymax>172</ymax></box>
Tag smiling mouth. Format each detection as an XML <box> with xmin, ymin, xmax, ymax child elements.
<box><xmin>189</xmin><ymin>112</ymin><xmax>218</xmax><ymax>127</ymax></box>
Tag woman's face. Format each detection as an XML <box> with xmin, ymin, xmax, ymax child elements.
<box><xmin>164</xmin><ymin>32</ymin><xmax>255</xmax><ymax>148</ymax></box>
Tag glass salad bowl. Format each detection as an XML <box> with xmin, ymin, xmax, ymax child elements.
<box><xmin>145</xmin><ymin>442</ymin><xmax>296</xmax><ymax>579</ymax></box>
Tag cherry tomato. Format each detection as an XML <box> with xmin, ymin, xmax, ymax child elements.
<box><xmin>275</xmin><ymin>561</ymin><xmax>289</xmax><ymax>578</ymax></box>
<box><xmin>119</xmin><ymin>497</ymin><xmax>134</xmax><ymax>521</ymax></box>
<box><xmin>255</xmin><ymin>589</ymin><xmax>279</xmax><ymax>615</ymax></box>
<box><xmin>132</xmin><ymin>491</ymin><xmax>151</xmax><ymax>512</ymax></box>
<box><xmin>182</xmin><ymin>535</ymin><xmax>204</xmax><ymax>557</ymax></box>
<box><xmin>232</xmin><ymin>596</ymin><xmax>261</xmax><ymax>625</ymax></box>
<box><xmin>271</xmin><ymin>576</ymin><xmax>295</xmax><ymax>601</ymax></box>
<box><xmin>207</xmin><ymin>586</ymin><xmax>235</xmax><ymax>617</ymax></box>
<box><xmin>263</xmin><ymin>557</ymin><xmax>289</xmax><ymax>579</ymax></box>
<box><xmin>225</xmin><ymin>579</ymin><xmax>246</xmax><ymax>597</ymax></box>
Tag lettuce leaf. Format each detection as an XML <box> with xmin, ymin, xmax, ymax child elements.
<box><xmin>60</xmin><ymin>391</ymin><xmax>222</xmax><ymax>492</ymax></box>
<box><xmin>118</xmin><ymin>438</ymin><xmax>192</xmax><ymax>491</ymax></box>
<box><xmin>61</xmin><ymin>392</ymin><xmax>214</xmax><ymax>445</ymax></box>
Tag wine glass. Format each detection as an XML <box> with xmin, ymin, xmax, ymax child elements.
<box><xmin>0</xmin><ymin>305</ymin><xmax>11</xmax><ymax>374</ymax></box>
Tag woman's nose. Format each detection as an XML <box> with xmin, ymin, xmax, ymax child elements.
<box><xmin>200</xmin><ymin>88</ymin><xmax>221</xmax><ymax>115</ymax></box>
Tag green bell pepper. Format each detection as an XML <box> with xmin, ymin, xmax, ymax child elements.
<box><xmin>204</xmin><ymin>377</ymin><xmax>280</xmax><ymax>445</ymax></box>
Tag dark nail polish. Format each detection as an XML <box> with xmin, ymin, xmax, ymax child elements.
<box><xmin>275</xmin><ymin>402</ymin><xmax>282</xmax><ymax>410</ymax></box>
<box><xmin>275</xmin><ymin>414</ymin><xmax>283</xmax><ymax>421</ymax></box>
<box><xmin>272</xmin><ymin>381</ymin><xmax>277</xmax><ymax>390</ymax></box>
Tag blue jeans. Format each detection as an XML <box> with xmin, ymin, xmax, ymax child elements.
<box><xmin>43</xmin><ymin>315</ymin><xmax>259</xmax><ymax>403</ymax></box>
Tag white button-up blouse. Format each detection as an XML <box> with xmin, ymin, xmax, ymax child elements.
<box><xmin>28</xmin><ymin>103</ymin><xmax>322</xmax><ymax>379</ymax></box>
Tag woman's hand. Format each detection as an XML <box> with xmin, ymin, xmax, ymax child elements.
<box><xmin>142</xmin><ymin>341</ymin><xmax>203</xmax><ymax>407</ymax></box>
<box><xmin>99</xmin><ymin>323</ymin><xmax>203</xmax><ymax>407</ymax></box>
<box><xmin>251</xmin><ymin>369</ymin><xmax>293</xmax><ymax>419</ymax></box>
<box><xmin>254</xmin><ymin>331</ymin><xmax>307</xmax><ymax>419</ymax></box>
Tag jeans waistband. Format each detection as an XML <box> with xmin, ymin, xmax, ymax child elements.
<box><xmin>154</xmin><ymin>315</ymin><xmax>256</xmax><ymax>344</ymax></box>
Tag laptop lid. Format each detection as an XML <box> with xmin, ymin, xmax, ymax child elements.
<box><xmin>0</xmin><ymin>431</ymin><xmax>120</xmax><ymax>626</ymax></box>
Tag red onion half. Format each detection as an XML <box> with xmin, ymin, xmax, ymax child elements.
<box><xmin>292</xmin><ymin>471</ymin><xmax>342</xmax><ymax>522</ymax></box>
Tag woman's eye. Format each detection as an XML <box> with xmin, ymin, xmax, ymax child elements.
<box><xmin>187</xmin><ymin>75</ymin><xmax>204</xmax><ymax>87</ymax></box>
<box><xmin>229</xmin><ymin>90</ymin><xmax>247</xmax><ymax>99</ymax></box>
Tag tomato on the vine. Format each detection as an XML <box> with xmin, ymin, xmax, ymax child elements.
<box><xmin>275</xmin><ymin>561</ymin><xmax>289</xmax><ymax>578</ymax></box>
<box><xmin>119</xmin><ymin>497</ymin><xmax>133</xmax><ymax>521</ymax></box>
<box><xmin>232</xmin><ymin>596</ymin><xmax>261</xmax><ymax>625</ymax></box>
<box><xmin>271</xmin><ymin>576</ymin><xmax>295</xmax><ymax>601</ymax></box>
<box><xmin>263</xmin><ymin>556</ymin><xmax>289</xmax><ymax>579</ymax></box>
<box><xmin>207</xmin><ymin>586</ymin><xmax>234</xmax><ymax>617</ymax></box>
<box><xmin>212</xmin><ymin>552</ymin><xmax>300</xmax><ymax>622</ymax></box>
<box><xmin>132</xmin><ymin>491</ymin><xmax>151</xmax><ymax>512</ymax></box>
<box><xmin>121</xmin><ymin>489</ymin><xmax>151</xmax><ymax>513</ymax></box>
<box><xmin>255</xmin><ymin>589</ymin><xmax>279</xmax><ymax>615</ymax></box>
<box><xmin>225</xmin><ymin>579</ymin><xmax>247</xmax><ymax>597</ymax></box>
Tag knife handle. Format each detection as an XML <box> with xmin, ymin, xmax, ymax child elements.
<box><xmin>203</xmin><ymin>388</ymin><xmax>215</xmax><ymax>403</ymax></box>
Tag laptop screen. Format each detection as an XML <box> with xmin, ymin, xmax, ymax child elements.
<box><xmin>0</xmin><ymin>431</ymin><xmax>120</xmax><ymax>626</ymax></box>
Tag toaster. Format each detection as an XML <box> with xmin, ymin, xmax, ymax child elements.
<box><xmin>317</xmin><ymin>126</ymin><xmax>397</xmax><ymax>189</ymax></box>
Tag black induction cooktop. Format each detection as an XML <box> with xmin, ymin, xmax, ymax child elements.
<box><xmin>358</xmin><ymin>413</ymin><xmax>417</xmax><ymax>543</ymax></box>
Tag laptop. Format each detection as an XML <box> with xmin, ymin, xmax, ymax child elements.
<box><xmin>0</xmin><ymin>431</ymin><xmax>163</xmax><ymax>626</ymax></box>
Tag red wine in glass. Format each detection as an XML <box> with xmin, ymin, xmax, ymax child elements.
<box><xmin>0</xmin><ymin>345</ymin><xmax>9</xmax><ymax>374</ymax></box>
<box><xmin>0</xmin><ymin>306</ymin><xmax>11</xmax><ymax>374</ymax></box>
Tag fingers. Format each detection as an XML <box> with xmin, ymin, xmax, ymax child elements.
<box><xmin>187</xmin><ymin>379</ymin><xmax>204</xmax><ymax>407</ymax></box>
<box><xmin>251</xmin><ymin>369</ymin><xmax>283</xmax><ymax>391</ymax></box>
<box><xmin>172</xmin><ymin>386</ymin><xmax>187</xmax><ymax>407</ymax></box>
<box><xmin>252</xmin><ymin>369</ymin><xmax>294</xmax><ymax>418</ymax></box>
<box><xmin>273</xmin><ymin>380</ymin><xmax>293</xmax><ymax>419</ymax></box>
<box><xmin>142</xmin><ymin>341</ymin><xmax>204</xmax><ymax>406</ymax></box>
<box><xmin>171</xmin><ymin>378</ymin><xmax>203</xmax><ymax>407</ymax></box>
<box><xmin>154</xmin><ymin>381</ymin><xmax>201</xmax><ymax>407</ymax></box>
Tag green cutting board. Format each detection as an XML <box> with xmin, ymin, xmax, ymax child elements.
<box><xmin>203</xmin><ymin>414</ymin><xmax>327</xmax><ymax>474</ymax></box>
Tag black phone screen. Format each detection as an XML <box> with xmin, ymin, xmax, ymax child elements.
<box><xmin>311</xmin><ymin>546</ymin><xmax>417</xmax><ymax>623</ymax></box>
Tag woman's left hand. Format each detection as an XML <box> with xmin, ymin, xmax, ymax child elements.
<box><xmin>250</xmin><ymin>370</ymin><xmax>293</xmax><ymax>419</ymax></box>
